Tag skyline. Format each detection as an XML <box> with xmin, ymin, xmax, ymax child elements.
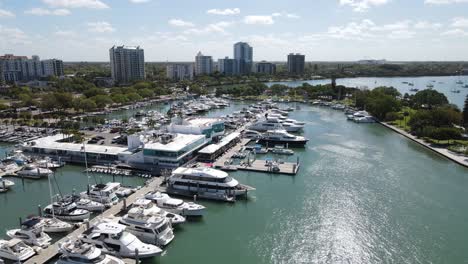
<box><xmin>0</xmin><ymin>0</ymin><xmax>468</xmax><ymax>61</ymax></box>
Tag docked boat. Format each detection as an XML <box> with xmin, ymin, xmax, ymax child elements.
<box><xmin>80</xmin><ymin>222</ymin><xmax>162</xmax><ymax>258</ymax></box>
<box><xmin>36</xmin><ymin>159</ymin><xmax>64</xmax><ymax>169</ymax></box>
<box><xmin>0</xmin><ymin>239</ymin><xmax>36</xmax><ymax>262</ymax></box>
<box><xmin>249</xmin><ymin>118</ymin><xmax>302</xmax><ymax>132</ymax></box>
<box><xmin>43</xmin><ymin>200</ymin><xmax>91</xmax><ymax>222</ymax></box>
<box><xmin>81</xmin><ymin>183</ymin><xmax>120</xmax><ymax>207</ymax></box>
<box><xmin>243</xmin><ymin>130</ymin><xmax>262</xmax><ymax>139</ymax></box>
<box><xmin>145</xmin><ymin>192</ymin><xmax>206</xmax><ymax>217</ymax></box>
<box><xmin>258</xmin><ymin>130</ymin><xmax>308</xmax><ymax>147</ymax></box>
<box><xmin>24</xmin><ymin>216</ymin><xmax>73</xmax><ymax>233</ymax></box>
<box><xmin>167</xmin><ymin>167</ymin><xmax>253</xmax><ymax>202</ymax></box>
<box><xmin>118</xmin><ymin>207</ymin><xmax>175</xmax><ymax>246</ymax></box>
<box><xmin>132</xmin><ymin>198</ymin><xmax>186</xmax><ymax>225</ymax></box>
<box><xmin>409</xmin><ymin>88</ymin><xmax>419</xmax><ymax>92</ymax></box>
<box><xmin>16</xmin><ymin>165</ymin><xmax>52</xmax><ymax>179</ymax></box>
<box><xmin>62</xmin><ymin>194</ymin><xmax>106</xmax><ymax>212</ymax></box>
<box><xmin>57</xmin><ymin>239</ymin><xmax>124</xmax><ymax>264</ymax></box>
<box><xmin>6</xmin><ymin>219</ymin><xmax>51</xmax><ymax>248</ymax></box>
<box><xmin>0</xmin><ymin>176</ymin><xmax>14</xmax><ymax>189</ymax></box>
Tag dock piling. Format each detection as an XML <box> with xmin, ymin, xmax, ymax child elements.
<box><xmin>135</xmin><ymin>249</ymin><xmax>139</xmax><ymax>263</ymax></box>
<box><xmin>38</xmin><ymin>205</ymin><xmax>42</xmax><ymax>217</ymax></box>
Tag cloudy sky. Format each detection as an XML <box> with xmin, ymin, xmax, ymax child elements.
<box><xmin>0</xmin><ymin>0</ymin><xmax>468</xmax><ymax>61</ymax></box>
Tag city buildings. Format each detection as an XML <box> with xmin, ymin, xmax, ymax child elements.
<box><xmin>287</xmin><ymin>53</ymin><xmax>305</xmax><ymax>75</ymax></box>
<box><xmin>109</xmin><ymin>46</ymin><xmax>145</xmax><ymax>85</ymax></box>
<box><xmin>234</xmin><ymin>42</ymin><xmax>253</xmax><ymax>75</ymax></box>
<box><xmin>0</xmin><ymin>54</ymin><xmax>64</xmax><ymax>83</ymax></box>
<box><xmin>195</xmin><ymin>52</ymin><xmax>213</xmax><ymax>76</ymax></box>
<box><xmin>166</xmin><ymin>63</ymin><xmax>194</xmax><ymax>81</ymax></box>
<box><xmin>256</xmin><ymin>61</ymin><xmax>276</xmax><ymax>75</ymax></box>
<box><xmin>218</xmin><ymin>57</ymin><xmax>238</xmax><ymax>76</ymax></box>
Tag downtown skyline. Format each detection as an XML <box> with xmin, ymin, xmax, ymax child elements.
<box><xmin>0</xmin><ymin>0</ymin><xmax>468</xmax><ymax>61</ymax></box>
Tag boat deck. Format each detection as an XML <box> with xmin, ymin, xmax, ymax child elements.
<box><xmin>24</xmin><ymin>177</ymin><xmax>163</xmax><ymax>264</ymax></box>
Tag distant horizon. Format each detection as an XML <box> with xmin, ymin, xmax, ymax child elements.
<box><xmin>61</xmin><ymin>60</ymin><xmax>468</xmax><ymax>64</ymax></box>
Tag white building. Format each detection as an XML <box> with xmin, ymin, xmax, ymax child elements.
<box><xmin>0</xmin><ymin>54</ymin><xmax>64</xmax><ymax>83</ymax></box>
<box><xmin>109</xmin><ymin>46</ymin><xmax>145</xmax><ymax>85</ymax></box>
<box><xmin>195</xmin><ymin>52</ymin><xmax>213</xmax><ymax>76</ymax></box>
<box><xmin>167</xmin><ymin>117</ymin><xmax>225</xmax><ymax>141</ymax></box>
<box><xmin>166</xmin><ymin>63</ymin><xmax>194</xmax><ymax>81</ymax></box>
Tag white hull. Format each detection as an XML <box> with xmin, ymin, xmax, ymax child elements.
<box><xmin>44</xmin><ymin>212</ymin><xmax>90</xmax><ymax>222</ymax></box>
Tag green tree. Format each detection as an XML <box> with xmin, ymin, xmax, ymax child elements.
<box><xmin>463</xmin><ymin>95</ymin><xmax>468</xmax><ymax>127</ymax></box>
<box><xmin>413</xmin><ymin>89</ymin><xmax>448</xmax><ymax>108</ymax></box>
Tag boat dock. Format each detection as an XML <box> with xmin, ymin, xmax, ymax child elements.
<box><xmin>24</xmin><ymin>177</ymin><xmax>163</xmax><ymax>264</ymax></box>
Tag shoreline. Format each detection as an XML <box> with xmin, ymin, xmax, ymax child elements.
<box><xmin>379</xmin><ymin>122</ymin><xmax>468</xmax><ymax>169</ymax></box>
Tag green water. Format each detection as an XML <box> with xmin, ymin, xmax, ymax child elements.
<box><xmin>1</xmin><ymin>103</ymin><xmax>468</xmax><ymax>263</ymax></box>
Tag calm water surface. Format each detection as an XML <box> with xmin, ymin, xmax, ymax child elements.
<box><xmin>0</xmin><ymin>101</ymin><xmax>467</xmax><ymax>264</ymax></box>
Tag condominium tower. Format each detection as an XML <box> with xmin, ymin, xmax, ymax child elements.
<box><xmin>195</xmin><ymin>52</ymin><xmax>213</xmax><ymax>76</ymax></box>
<box><xmin>287</xmin><ymin>53</ymin><xmax>305</xmax><ymax>75</ymax></box>
<box><xmin>166</xmin><ymin>63</ymin><xmax>194</xmax><ymax>81</ymax></box>
<box><xmin>109</xmin><ymin>46</ymin><xmax>145</xmax><ymax>84</ymax></box>
<box><xmin>0</xmin><ymin>54</ymin><xmax>64</xmax><ymax>83</ymax></box>
<box><xmin>234</xmin><ymin>42</ymin><xmax>253</xmax><ymax>75</ymax></box>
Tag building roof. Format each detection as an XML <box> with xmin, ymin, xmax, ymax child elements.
<box><xmin>186</xmin><ymin>118</ymin><xmax>222</xmax><ymax>127</ymax></box>
<box><xmin>198</xmin><ymin>132</ymin><xmax>240</xmax><ymax>155</ymax></box>
<box><xmin>144</xmin><ymin>133</ymin><xmax>205</xmax><ymax>152</ymax></box>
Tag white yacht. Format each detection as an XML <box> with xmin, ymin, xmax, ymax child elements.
<box><xmin>243</xmin><ymin>130</ymin><xmax>262</xmax><ymax>140</ymax></box>
<box><xmin>24</xmin><ymin>216</ymin><xmax>73</xmax><ymax>233</ymax></box>
<box><xmin>167</xmin><ymin>167</ymin><xmax>253</xmax><ymax>202</ymax></box>
<box><xmin>57</xmin><ymin>239</ymin><xmax>124</xmax><ymax>264</ymax></box>
<box><xmin>118</xmin><ymin>207</ymin><xmax>175</xmax><ymax>246</ymax></box>
<box><xmin>36</xmin><ymin>159</ymin><xmax>64</xmax><ymax>169</ymax></box>
<box><xmin>44</xmin><ymin>201</ymin><xmax>91</xmax><ymax>222</ymax></box>
<box><xmin>0</xmin><ymin>176</ymin><xmax>14</xmax><ymax>189</ymax></box>
<box><xmin>132</xmin><ymin>198</ymin><xmax>186</xmax><ymax>225</ymax></box>
<box><xmin>0</xmin><ymin>239</ymin><xmax>36</xmax><ymax>262</ymax></box>
<box><xmin>347</xmin><ymin>111</ymin><xmax>375</xmax><ymax>123</ymax></box>
<box><xmin>270</xmin><ymin>146</ymin><xmax>295</xmax><ymax>155</ymax></box>
<box><xmin>6</xmin><ymin>220</ymin><xmax>51</xmax><ymax>248</ymax></box>
<box><xmin>145</xmin><ymin>192</ymin><xmax>206</xmax><ymax>217</ymax></box>
<box><xmin>16</xmin><ymin>165</ymin><xmax>52</xmax><ymax>179</ymax></box>
<box><xmin>249</xmin><ymin>117</ymin><xmax>303</xmax><ymax>132</ymax></box>
<box><xmin>258</xmin><ymin>130</ymin><xmax>309</xmax><ymax>147</ymax></box>
<box><xmin>62</xmin><ymin>194</ymin><xmax>105</xmax><ymax>212</ymax></box>
<box><xmin>80</xmin><ymin>222</ymin><xmax>162</xmax><ymax>258</ymax></box>
<box><xmin>81</xmin><ymin>183</ymin><xmax>120</xmax><ymax>207</ymax></box>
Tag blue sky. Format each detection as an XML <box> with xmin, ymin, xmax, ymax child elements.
<box><xmin>0</xmin><ymin>0</ymin><xmax>468</xmax><ymax>61</ymax></box>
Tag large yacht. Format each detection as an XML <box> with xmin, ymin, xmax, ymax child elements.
<box><xmin>6</xmin><ymin>219</ymin><xmax>52</xmax><ymax>248</ymax></box>
<box><xmin>57</xmin><ymin>239</ymin><xmax>124</xmax><ymax>264</ymax></box>
<box><xmin>258</xmin><ymin>130</ymin><xmax>309</xmax><ymax>147</ymax></box>
<box><xmin>0</xmin><ymin>239</ymin><xmax>36</xmax><ymax>262</ymax></box>
<box><xmin>118</xmin><ymin>207</ymin><xmax>175</xmax><ymax>246</ymax></box>
<box><xmin>249</xmin><ymin>117</ymin><xmax>303</xmax><ymax>132</ymax></box>
<box><xmin>79</xmin><ymin>222</ymin><xmax>162</xmax><ymax>258</ymax></box>
<box><xmin>43</xmin><ymin>200</ymin><xmax>91</xmax><ymax>222</ymax></box>
<box><xmin>62</xmin><ymin>194</ymin><xmax>106</xmax><ymax>212</ymax></box>
<box><xmin>16</xmin><ymin>165</ymin><xmax>52</xmax><ymax>179</ymax></box>
<box><xmin>81</xmin><ymin>183</ymin><xmax>120</xmax><ymax>207</ymax></box>
<box><xmin>23</xmin><ymin>216</ymin><xmax>73</xmax><ymax>233</ymax></box>
<box><xmin>167</xmin><ymin>167</ymin><xmax>253</xmax><ymax>202</ymax></box>
<box><xmin>347</xmin><ymin>111</ymin><xmax>375</xmax><ymax>123</ymax></box>
<box><xmin>145</xmin><ymin>191</ymin><xmax>206</xmax><ymax>217</ymax></box>
<box><xmin>132</xmin><ymin>198</ymin><xmax>186</xmax><ymax>225</ymax></box>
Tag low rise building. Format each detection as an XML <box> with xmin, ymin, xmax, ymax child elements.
<box><xmin>256</xmin><ymin>61</ymin><xmax>276</xmax><ymax>75</ymax></box>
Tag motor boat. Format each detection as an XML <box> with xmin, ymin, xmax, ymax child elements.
<box><xmin>0</xmin><ymin>239</ymin><xmax>36</xmax><ymax>262</ymax></box>
<box><xmin>36</xmin><ymin>159</ymin><xmax>64</xmax><ymax>169</ymax></box>
<box><xmin>79</xmin><ymin>221</ymin><xmax>162</xmax><ymax>258</ymax></box>
<box><xmin>62</xmin><ymin>194</ymin><xmax>105</xmax><ymax>212</ymax></box>
<box><xmin>347</xmin><ymin>111</ymin><xmax>375</xmax><ymax>123</ymax></box>
<box><xmin>6</xmin><ymin>219</ymin><xmax>51</xmax><ymax>248</ymax></box>
<box><xmin>80</xmin><ymin>183</ymin><xmax>120</xmax><ymax>207</ymax></box>
<box><xmin>118</xmin><ymin>207</ymin><xmax>175</xmax><ymax>246</ymax></box>
<box><xmin>249</xmin><ymin>117</ymin><xmax>302</xmax><ymax>132</ymax></box>
<box><xmin>43</xmin><ymin>200</ymin><xmax>91</xmax><ymax>222</ymax></box>
<box><xmin>145</xmin><ymin>192</ymin><xmax>206</xmax><ymax>217</ymax></box>
<box><xmin>258</xmin><ymin>130</ymin><xmax>309</xmax><ymax>147</ymax></box>
<box><xmin>132</xmin><ymin>198</ymin><xmax>186</xmax><ymax>225</ymax></box>
<box><xmin>0</xmin><ymin>176</ymin><xmax>14</xmax><ymax>189</ymax></box>
<box><xmin>57</xmin><ymin>239</ymin><xmax>124</xmax><ymax>264</ymax></box>
<box><xmin>23</xmin><ymin>216</ymin><xmax>73</xmax><ymax>233</ymax></box>
<box><xmin>115</xmin><ymin>186</ymin><xmax>137</xmax><ymax>198</ymax></box>
<box><xmin>16</xmin><ymin>165</ymin><xmax>52</xmax><ymax>179</ymax></box>
<box><xmin>167</xmin><ymin>167</ymin><xmax>253</xmax><ymax>201</ymax></box>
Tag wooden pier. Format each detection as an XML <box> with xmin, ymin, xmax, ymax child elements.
<box><xmin>24</xmin><ymin>177</ymin><xmax>163</xmax><ymax>264</ymax></box>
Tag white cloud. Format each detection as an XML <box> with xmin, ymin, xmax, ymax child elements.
<box><xmin>441</xmin><ymin>28</ymin><xmax>468</xmax><ymax>36</ymax></box>
<box><xmin>87</xmin><ymin>21</ymin><xmax>115</xmax><ymax>33</ymax></box>
<box><xmin>0</xmin><ymin>9</ymin><xmax>15</xmax><ymax>18</ymax></box>
<box><xmin>54</xmin><ymin>30</ymin><xmax>77</xmax><ymax>37</ymax></box>
<box><xmin>42</xmin><ymin>0</ymin><xmax>109</xmax><ymax>9</ymax></box>
<box><xmin>414</xmin><ymin>21</ymin><xmax>443</xmax><ymax>30</ymax></box>
<box><xmin>0</xmin><ymin>25</ymin><xmax>29</xmax><ymax>45</ymax></box>
<box><xmin>425</xmin><ymin>0</ymin><xmax>468</xmax><ymax>4</ymax></box>
<box><xmin>272</xmin><ymin>12</ymin><xmax>301</xmax><ymax>19</ymax></box>
<box><xmin>129</xmin><ymin>0</ymin><xmax>150</xmax><ymax>3</ymax></box>
<box><xmin>168</xmin><ymin>19</ymin><xmax>195</xmax><ymax>27</ymax></box>
<box><xmin>206</xmin><ymin>8</ymin><xmax>240</xmax><ymax>15</ymax></box>
<box><xmin>243</xmin><ymin>15</ymin><xmax>274</xmax><ymax>25</ymax></box>
<box><xmin>339</xmin><ymin>0</ymin><xmax>389</xmax><ymax>12</ymax></box>
<box><xmin>451</xmin><ymin>17</ymin><xmax>468</xmax><ymax>28</ymax></box>
<box><xmin>25</xmin><ymin>8</ymin><xmax>71</xmax><ymax>16</ymax></box>
<box><xmin>184</xmin><ymin>21</ymin><xmax>234</xmax><ymax>35</ymax></box>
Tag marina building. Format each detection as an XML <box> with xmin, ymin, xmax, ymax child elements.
<box><xmin>256</xmin><ymin>61</ymin><xmax>276</xmax><ymax>75</ymax></box>
<box><xmin>0</xmin><ymin>54</ymin><xmax>64</xmax><ymax>83</ymax></box>
<box><xmin>234</xmin><ymin>42</ymin><xmax>253</xmax><ymax>75</ymax></box>
<box><xmin>198</xmin><ymin>132</ymin><xmax>241</xmax><ymax>162</ymax></box>
<box><xmin>166</xmin><ymin>63</ymin><xmax>194</xmax><ymax>81</ymax></box>
<box><xmin>218</xmin><ymin>57</ymin><xmax>238</xmax><ymax>76</ymax></box>
<box><xmin>287</xmin><ymin>53</ymin><xmax>305</xmax><ymax>75</ymax></box>
<box><xmin>167</xmin><ymin>117</ymin><xmax>225</xmax><ymax>141</ymax></box>
<box><xmin>109</xmin><ymin>46</ymin><xmax>145</xmax><ymax>85</ymax></box>
<box><xmin>195</xmin><ymin>52</ymin><xmax>213</xmax><ymax>76</ymax></box>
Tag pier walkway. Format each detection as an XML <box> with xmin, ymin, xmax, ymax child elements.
<box><xmin>25</xmin><ymin>177</ymin><xmax>163</xmax><ymax>264</ymax></box>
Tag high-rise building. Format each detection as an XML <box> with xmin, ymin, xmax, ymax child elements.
<box><xmin>195</xmin><ymin>52</ymin><xmax>213</xmax><ymax>76</ymax></box>
<box><xmin>234</xmin><ymin>42</ymin><xmax>253</xmax><ymax>75</ymax></box>
<box><xmin>0</xmin><ymin>54</ymin><xmax>64</xmax><ymax>83</ymax></box>
<box><xmin>287</xmin><ymin>53</ymin><xmax>305</xmax><ymax>75</ymax></box>
<box><xmin>109</xmin><ymin>46</ymin><xmax>145</xmax><ymax>85</ymax></box>
<box><xmin>256</xmin><ymin>61</ymin><xmax>276</xmax><ymax>75</ymax></box>
<box><xmin>218</xmin><ymin>57</ymin><xmax>238</xmax><ymax>76</ymax></box>
<box><xmin>166</xmin><ymin>63</ymin><xmax>194</xmax><ymax>81</ymax></box>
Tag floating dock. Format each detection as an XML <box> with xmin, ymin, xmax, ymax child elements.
<box><xmin>24</xmin><ymin>177</ymin><xmax>163</xmax><ymax>264</ymax></box>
